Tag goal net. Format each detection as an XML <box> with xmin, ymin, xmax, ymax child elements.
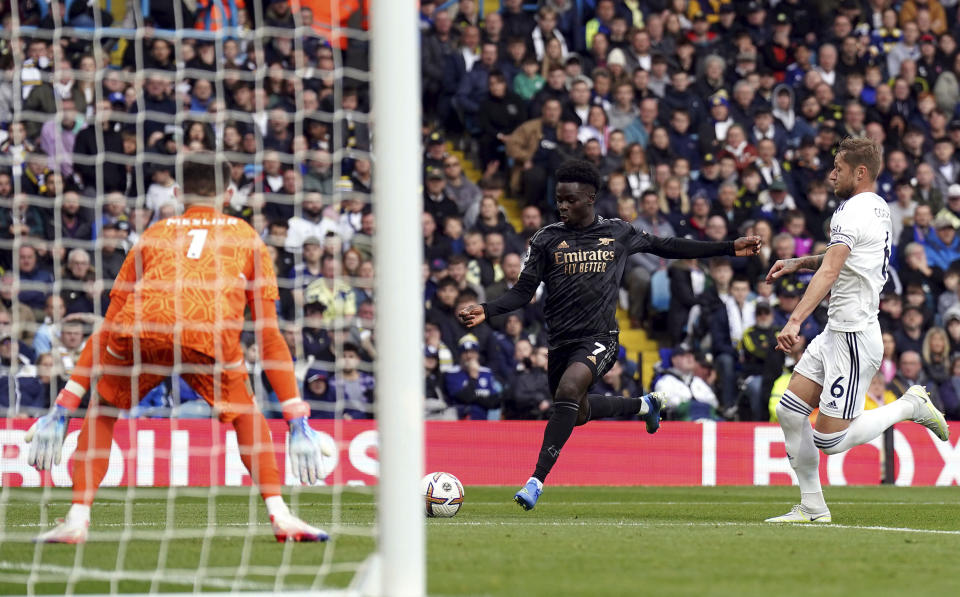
<box><xmin>0</xmin><ymin>1</ymin><xmax>422</xmax><ymax>595</ymax></box>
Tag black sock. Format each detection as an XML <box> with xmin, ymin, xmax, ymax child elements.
<box><xmin>585</xmin><ymin>394</ymin><xmax>645</xmax><ymax>421</ymax></box>
<box><xmin>532</xmin><ymin>401</ymin><xmax>580</xmax><ymax>483</ymax></box>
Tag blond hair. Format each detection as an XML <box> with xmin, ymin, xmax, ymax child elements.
<box><xmin>838</xmin><ymin>136</ymin><xmax>883</xmax><ymax>181</ymax></box>
<box><xmin>922</xmin><ymin>326</ymin><xmax>950</xmax><ymax>365</ymax></box>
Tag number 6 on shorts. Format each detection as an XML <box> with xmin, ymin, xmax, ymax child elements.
<box><xmin>830</xmin><ymin>376</ymin><xmax>845</xmax><ymax>398</ymax></box>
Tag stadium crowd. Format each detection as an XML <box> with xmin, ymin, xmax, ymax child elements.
<box><xmin>2</xmin><ymin>0</ymin><xmax>960</xmax><ymax>423</ymax></box>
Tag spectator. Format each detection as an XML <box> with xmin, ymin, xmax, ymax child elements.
<box><xmin>22</xmin><ymin>57</ymin><xmax>87</xmax><ymax>139</ymax></box>
<box><xmin>16</xmin><ymin>245</ymin><xmax>54</xmax><ymax>314</ymax></box>
<box><xmin>443</xmin><ymin>334</ymin><xmax>502</xmax><ymax>420</ymax></box>
<box><xmin>896</xmin><ymin>305</ymin><xmax>928</xmax><ymax>355</ymax></box>
<box><xmin>61</xmin><ymin>248</ymin><xmax>96</xmax><ymax>315</ymax></box>
<box><xmin>303</xmin><ymin>368</ymin><xmax>332</xmax><ymax>417</ymax></box>
<box><xmin>129</xmin><ymin>75</ymin><xmax>177</xmax><ymax>140</ymax></box>
<box><xmin>284</xmin><ymin>192</ymin><xmax>337</xmax><ymax>253</ymax></box>
<box><xmin>449</xmin><ymin>254</ymin><xmax>487</xmax><ymax>304</ymax></box>
<box><xmin>0</xmin><ymin>332</ymin><xmax>44</xmax><ymax>417</ymax></box>
<box><xmin>453</xmin><ymin>42</ymin><xmax>500</xmax><ymax>133</ymax></box>
<box><xmin>503</xmin><ymin>97</ymin><xmax>562</xmax><ymax>200</ymax></box>
<box><xmin>654</xmin><ymin>344</ymin><xmax>719</xmax><ymax>420</ymax></box>
<box><xmin>925</xmin><ymin>215</ymin><xmax>960</xmax><ymax>270</ymax></box>
<box><xmin>667</xmin><ymin>258</ymin><xmax>706</xmax><ymax>344</ymax></box>
<box><xmin>92</xmin><ymin>192</ymin><xmax>129</xmax><ymax>240</ymax></box>
<box><xmin>880</xmin><ymin>331</ymin><xmax>898</xmax><ymax>382</ymax></box>
<box><xmin>304</xmin><ymin>255</ymin><xmax>357</xmax><ymax>326</ymax></box>
<box><xmin>478</xmin><ymin>71</ymin><xmax>526</xmax><ymax>168</ymax></box>
<box><xmin>144</xmin><ymin>164</ymin><xmax>179</xmax><ymax>220</ymax></box>
<box><xmin>51</xmin><ymin>318</ymin><xmax>86</xmax><ymax>377</ymax></box>
<box><xmin>424</xmin><ymin>344</ymin><xmax>456</xmax><ymax>420</ymax></box>
<box><xmin>513</xmin><ymin>54</ymin><xmax>545</xmax><ymax>101</ymax></box>
<box><xmin>626</xmin><ymin>190</ymin><xmax>675</xmax><ymax>325</ymax></box>
<box><xmin>772</xmin><ymin>277</ymin><xmax>820</xmax><ymax>342</ymax></box>
<box><xmin>899</xmin><ymin>204</ymin><xmax>935</xmax><ymax>264</ymax></box>
<box><xmin>503</xmin><ymin>344</ymin><xmax>551</xmax><ymax>420</ymax></box>
<box><xmin>329</xmin><ymin>343</ymin><xmax>375</xmax><ymax>420</ymax></box>
<box><xmin>423</xmin><ymin>212</ymin><xmax>453</xmax><ymax>263</ymax></box>
<box><xmin>423</xmin><ymin>167</ymin><xmax>459</xmax><ymax>227</ymax></box>
<box><xmin>37</xmin><ymin>96</ymin><xmax>83</xmax><ymax>178</ymax></box>
<box><xmin>865</xmin><ymin>372</ymin><xmax>898</xmax><ymax>411</ymax></box>
<box><xmin>890</xmin><ymin>180</ymin><xmax>919</xmax><ymax>241</ymax></box>
<box><xmin>922</xmin><ymin>326</ymin><xmax>951</xmax><ymax>386</ymax></box>
<box><xmin>441</xmin><ymin>155</ymin><xmax>481</xmax><ymax>215</ymax></box>
<box><xmin>31</xmin><ymin>295</ymin><xmax>66</xmax><ymax>355</ymax></box>
<box><xmin>73</xmin><ymin>99</ymin><xmax>126</xmax><ymax>193</ymax></box>
<box><xmin>937</xmin><ymin>354</ymin><xmax>960</xmax><ymax>420</ymax></box>
<box><xmin>889</xmin><ymin>349</ymin><xmax>945</xmax><ymax>412</ymax></box>
<box><xmin>591</xmin><ymin>359</ymin><xmax>639</xmax><ymax>413</ymax></box>
<box><xmin>913</xmin><ymin>163</ymin><xmax>944</xmax><ymax>211</ymax></box>
<box><xmin>926</xmin><ymin>137</ymin><xmax>959</xmax><ymax>195</ymax></box>
<box><xmin>284</xmin><ymin>236</ymin><xmax>324</xmax><ymax>311</ymax></box>
<box><xmin>426</xmin><ymin>276</ymin><xmax>463</xmax><ymax>352</ymax></box>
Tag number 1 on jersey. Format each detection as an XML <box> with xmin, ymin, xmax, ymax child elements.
<box><xmin>186</xmin><ymin>229</ymin><xmax>208</xmax><ymax>259</ymax></box>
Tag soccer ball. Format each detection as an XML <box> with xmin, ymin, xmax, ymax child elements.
<box><xmin>421</xmin><ymin>472</ymin><xmax>464</xmax><ymax>518</ymax></box>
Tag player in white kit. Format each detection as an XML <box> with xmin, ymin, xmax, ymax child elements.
<box><xmin>763</xmin><ymin>137</ymin><xmax>950</xmax><ymax>523</ymax></box>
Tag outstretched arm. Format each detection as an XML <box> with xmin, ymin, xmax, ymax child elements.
<box><xmin>766</xmin><ymin>252</ymin><xmax>826</xmax><ymax>283</ymax></box>
<box><xmin>459</xmin><ymin>273</ymin><xmax>539</xmax><ymax>327</ymax></box>
<box><xmin>632</xmin><ymin>232</ymin><xmax>762</xmax><ymax>259</ymax></box>
<box><xmin>462</xmin><ymin>232</ymin><xmax>547</xmax><ymax>327</ymax></box>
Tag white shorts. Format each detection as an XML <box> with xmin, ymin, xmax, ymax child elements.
<box><xmin>793</xmin><ymin>322</ymin><xmax>882</xmax><ymax>419</ymax></box>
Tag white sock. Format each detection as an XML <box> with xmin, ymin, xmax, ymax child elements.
<box><xmin>528</xmin><ymin>477</ymin><xmax>543</xmax><ymax>491</ymax></box>
<box><xmin>638</xmin><ymin>398</ymin><xmax>650</xmax><ymax>416</ymax></box>
<box><xmin>264</xmin><ymin>495</ymin><xmax>290</xmax><ymax>518</ymax></box>
<box><xmin>814</xmin><ymin>399</ymin><xmax>913</xmax><ymax>455</ymax></box>
<box><xmin>776</xmin><ymin>391</ymin><xmax>826</xmax><ymax>511</ymax></box>
<box><xmin>66</xmin><ymin>504</ymin><xmax>90</xmax><ymax>524</ymax></box>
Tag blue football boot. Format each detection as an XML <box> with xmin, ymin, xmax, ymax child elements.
<box><xmin>513</xmin><ymin>478</ymin><xmax>542</xmax><ymax>511</ymax></box>
<box><xmin>641</xmin><ymin>392</ymin><xmax>666</xmax><ymax>434</ymax></box>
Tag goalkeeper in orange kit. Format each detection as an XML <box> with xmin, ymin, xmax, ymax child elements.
<box><xmin>25</xmin><ymin>154</ymin><xmax>329</xmax><ymax>543</ymax></box>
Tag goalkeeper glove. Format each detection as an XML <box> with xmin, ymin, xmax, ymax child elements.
<box><xmin>24</xmin><ymin>404</ymin><xmax>70</xmax><ymax>471</ymax></box>
<box><xmin>288</xmin><ymin>416</ymin><xmax>325</xmax><ymax>485</ymax></box>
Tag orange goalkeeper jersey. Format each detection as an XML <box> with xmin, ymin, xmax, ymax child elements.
<box><xmin>105</xmin><ymin>205</ymin><xmax>278</xmax><ymax>366</ymax></box>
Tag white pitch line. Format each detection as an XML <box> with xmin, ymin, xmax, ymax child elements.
<box><xmin>0</xmin><ymin>561</ymin><xmax>276</xmax><ymax>591</ymax></box>
<box><xmin>4</xmin><ymin>519</ymin><xmax>957</xmax><ymax>535</ymax></box>
<box><xmin>431</xmin><ymin>521</ymin><xmax>960</xmax><ymax>535</ymax></box>
<box><xmin>18</xmin><ymin>500</ymin><xmax>960</xmax><ymax>507</ymax></box>
<box><xmin>441</xmin><ymin>500</ymin><xmax>960</xmax><ymax>507</ymax></box>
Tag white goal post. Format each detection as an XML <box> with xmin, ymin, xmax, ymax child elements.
<box><xmin>370</xmin><ymin>1</ymin><xmax>425</xmax><ymax>596</ymax></box>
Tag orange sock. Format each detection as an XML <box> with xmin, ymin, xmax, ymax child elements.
<box><xmin>233</xmin><ymin>412</ymin><xmax>283</xmax><ymax>499</ymax></box>
<box><xmin>72</xmin><ymin>412</ymin><xmax>118</xmax><ymax>506</ymax></box>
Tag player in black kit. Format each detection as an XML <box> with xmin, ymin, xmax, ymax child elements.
<box><xmin>459</xmin><ymin>161</ymin><xmax>762</xmax><ymax>510</ymax></box>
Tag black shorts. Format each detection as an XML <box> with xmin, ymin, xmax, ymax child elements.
<box><xmin>547</xmin><ymin>335</ymin><xmax>619</xmax><ymax>397</ymax></box>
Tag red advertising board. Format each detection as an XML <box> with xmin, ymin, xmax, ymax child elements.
<box><xmin>1</xmin><ymin>420</ymin><xmax>958</xmax><ymax>487</ymax></box>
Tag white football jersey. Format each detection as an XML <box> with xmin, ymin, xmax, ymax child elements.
<box><xmin>826</xmin><ymin>191</ymin><xmax>892</xmax><ymax>332</ymax></box>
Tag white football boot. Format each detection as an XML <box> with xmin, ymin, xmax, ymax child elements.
<box><xmin>900</xmin><ymin>385</ymin><xmax>950</xmax><ymax>441</ymax></box>
<box><xmin>270</xmin><ymin>513</ymin><xmax>329</xmax><ymax>542</ymax></box>
<box><xmin>765</xmin><ymin>504</ymin><xmax>832</xmax><ymax>524</ymax></box>
<box><xmin>34</xmin><ymin>518</ymin><xmax>89</xmax><ymax>544</ymax></box>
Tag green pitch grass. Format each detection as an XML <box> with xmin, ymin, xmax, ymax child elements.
<box><xmin>0</xmin><ymin>486</ymin><xmax>957</xmax><ymax>596</ymax></box>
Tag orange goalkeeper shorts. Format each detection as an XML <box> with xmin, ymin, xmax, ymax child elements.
<box><xmin>94</xmin><ymin>335</ymin><xmax>256</xmax><ymax>422</ymax></box>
